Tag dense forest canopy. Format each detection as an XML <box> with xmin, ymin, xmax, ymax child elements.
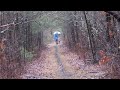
<box><xmin>0</xmin><ymin>11</ymin><xmax>120</xmax><ymax>79</ymax></box>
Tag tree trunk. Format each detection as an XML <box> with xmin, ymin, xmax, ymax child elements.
<box><xmin>83</xmin><ymin>11</ymin><xmax>97</xmax><ymax>64</ymax></box>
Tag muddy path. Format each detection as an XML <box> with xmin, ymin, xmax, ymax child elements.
<box><xmin>21</xmin><ymin>41</ymin><xmax>106</xmax><ymax>79</ymax></box>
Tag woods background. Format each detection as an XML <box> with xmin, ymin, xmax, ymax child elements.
<box><xmin>0</xmin><ymin>11</ymin><xmax>120</xmax><ymax>79</ymax></box>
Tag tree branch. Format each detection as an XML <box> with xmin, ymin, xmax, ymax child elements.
<box><xmin>104</xmin><ymin>11</ymin><xmax>120</xmax><ymax>22</ymax></box>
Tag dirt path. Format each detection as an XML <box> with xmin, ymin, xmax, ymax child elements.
<box><xmin>21</xmin><ymin>41</ymin><xmax>106</xmax><ymax>79</ymax></box>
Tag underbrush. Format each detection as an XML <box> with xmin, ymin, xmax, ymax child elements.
<box><xmin>20</xmin><ymin>47</ymin><xmax>34</xmax><ymax>61</ymax></box>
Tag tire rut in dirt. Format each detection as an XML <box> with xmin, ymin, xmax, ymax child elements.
<box><xmin>54</xmin><ymin>45</ymin><xmax>73</xmax><ymax>79</ymax></box>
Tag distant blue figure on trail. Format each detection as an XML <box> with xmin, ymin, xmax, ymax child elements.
<box><xmin>54</xmin><ymin>33</ymin><xmax>59</xmax><ymax>44</ymax></box>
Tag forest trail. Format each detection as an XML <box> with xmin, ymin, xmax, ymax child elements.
<box><xmin>1</xmin><ymin>11</ymin><xmax>120</xmax><ymax>79</ymax></box>
<box><xmin>21</xmin><ymin>41</ymin><xmax>106</xmax><ymax>79</ymax></box>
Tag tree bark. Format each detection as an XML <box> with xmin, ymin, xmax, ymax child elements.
<box><xmin>83</xmin><ymin>11</ymin><xmax>97</xmax><ymax>63</ymax></box>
